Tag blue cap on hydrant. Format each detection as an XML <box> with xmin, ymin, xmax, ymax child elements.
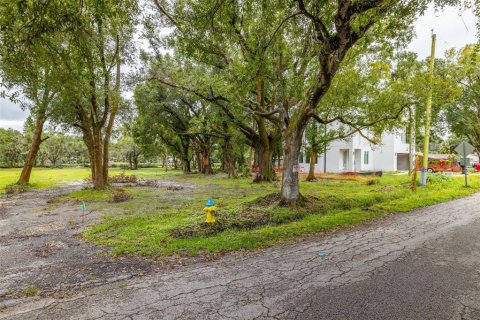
<box><xmin>205</xmin><ymin>198</ymin><xmax>215</xmax><ymax>206</ymax></box>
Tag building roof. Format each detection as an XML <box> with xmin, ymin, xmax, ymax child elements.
<box><xmin>415</xmin><ymin>153</ymin><xmax>454</xmax><ymax>160</ymax></box>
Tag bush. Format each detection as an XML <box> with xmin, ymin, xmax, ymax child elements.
<box><xmin>170</xmin><ymin>208</ymin><xmax>271</xmax><ymax>239</ymax></box>
<box><xmin>426</xmin><ymin>172</ymin><xmax>453</xmax><ymax>184</ymax></box>
<box><xmin>170</xmin><ymin>193</ymin><xmax>323</xmax><ymax>239</ymax></box>
<box><xmin>5</xmin><ymin>183</ymin><xmax>29</xmax><ymax>195</ymax></box>
<box><xmin>112</xmin><ymin>189</ymin><xmax>131</xmax><ymax>203</ymax></box>
<box><xmin>238</xmin><ymin>165</ymin><xmax>251</xmax><ymax>178</ymax></box>
<box><xmin>138</xmin><ymin>163</ymin><xmax>156</xmax><ymax>168</ymax></box>
<box><xmin>109</xmin><ymin>172</ymin><xmax>137</xmax><ymax>183</ymax></box>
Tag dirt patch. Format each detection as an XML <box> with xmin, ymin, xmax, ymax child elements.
<box><xmin>18</xmin><ymin>222</ymin><xmax>66</xmax><ymax>237</ymax></box>
<box><xmin>0</xmin><ymin>181</ymin><xmax>216</xmax><ymax>309</ymax></box>
<box><xmin>137</xmin><ymin>179</ymin><xmax>195</xmax><ymax>189</ymax></box>
<box><xmin>111</xmin><ymin>178</ymin><xmax>196</xmax><ymax>190</ymax></box>
<box><xmin>0</xmin><ymin>185</ymin><xmax>152</xmax><ymax>305</ymax></box>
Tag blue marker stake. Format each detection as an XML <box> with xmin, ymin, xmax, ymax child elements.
<box><xmin>318</xmin><ymin>252</ymin><xmax>327</xmax><ymax>257</ymax></box>
<box><xmin>82</xmin><ymin>201</ymin><xmax>86</xmax><ymax>223</ymax></box>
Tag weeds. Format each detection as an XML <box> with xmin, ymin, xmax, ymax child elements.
<box><xmin>112</xmin><ymin>189</ymin><xmax>132</xmax><ymax>202</ymax></box>
<box><xmin>426</xmin><ymin>172</ymin><xmax>453</xmax><ymax>184</ymax></box>
<box><xmin>365</xmin><ymin>178</ymin><xmax>378</xmax><ymax>185</ymax></box>
<box><xmin>75</xmin><ymin>173</ymin><xmax>480</xmax><ymax>257</ymax></box>
<box><xmin>109</xmin><ymin>173</ymin><xmax>138</xmax><ymax>184</ymax></box>
<box><xmin>4</xmin><ymin>183</ymin><xmax>29</xmax><ymax>195</ymax></box>
<box><xmin>22</xmin><ymin>285</ymin><xmax>40</xmax><ymax>297</ymax></box>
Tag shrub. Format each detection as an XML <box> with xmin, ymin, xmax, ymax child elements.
<box><xmin>170</xmin><ymin>208</ymin><xmax>271</xmax><ymax>239</ymax></box>
<box><xmin>109</xmin><ymin>172</ymin><xmax>137</xmax><ymax>183</ymax></box>
<box><xmin>22</xmin><ymin>285</ymin><xmax>40</xmax><ymax>297</ymax></box>
<box><xmin>170</xmin><ymin>193</ymin><xmax>323</xmax><ymax>239</ymax></box>
<box><xmin>5</xmin><ymin>183</ymin><xmax>29</xmax><ymax>195</ymax></box>
<box><xmin>112</xmin><ymin>189</ymin><xmax>131</xmax><ymax>202</ymax></box>
<box><xmin>426</xmin><ymin>172</ymin><xmax>453</xmax><ymax>184</ymax></box>
<box><xmin>238</xmin><ymin>165</ymin><xmax>251</xmax><ymax>178</ymax></box>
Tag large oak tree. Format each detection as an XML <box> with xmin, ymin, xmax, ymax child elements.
<box><xmin>150</xmin><ymin>0</ymin><xmax>462</xmax><ymax>204</ymax></box>
<box><xmin>0</xmin><ymin>0</ymin><xmax>138</xmax><ymax>189</ymax></box>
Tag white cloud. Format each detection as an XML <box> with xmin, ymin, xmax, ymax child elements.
<box><xmin>409</xmin><ymin>5</ymin><xmax>477</xmax><ymax>59</ymax></box>
<box><xmin>0</xmin><ymin>98</ymin><xmax>28</xmax><ymax>130</ymax></box>
<box><xmin>0</xmin><ymin>120</ymin><xmax>24</xmax><ymax>132</ymax></box>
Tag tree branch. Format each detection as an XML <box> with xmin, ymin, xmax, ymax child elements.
<box><xmin>152</xmin><ymin>0</ymin><xmax>178</xmax><ymax>26</ymax></box>
<box><xmin>295</xmin><ymin>0</ymin><xmax>330</xmax><ymax>42</ymax></box>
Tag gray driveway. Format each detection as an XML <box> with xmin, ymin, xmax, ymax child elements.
<box><xmin>1</xmin><ymin>191</ymin><xmax>480</xmax><ymax>319</ymax></box>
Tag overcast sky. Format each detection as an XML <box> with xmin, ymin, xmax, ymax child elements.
<box><xmin>0</xmin><ymin>5</ymin><xmax>477</xmax><ymax>132</ymax></box>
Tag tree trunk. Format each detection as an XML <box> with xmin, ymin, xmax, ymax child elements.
<box><xmin>173</xmin><ymin>156</ymin><xmax>178</xmax><ymax>169</ymax></box>
<box><xmin>181</xmin><ymin>141</ymin><xmax>191</xmax><ymax>173</ymax></box>
<box><xmin>78</xmin><ymin>104</ymin><xmax>107</xmax><ymax>189</ymax></box>
<box><xmin>252</xmin><ymin>138</ymin><xmax>276</xmax><ymax>182</ymax></box>
<box><xmin>248</xmin><ymin>146</ymin><xmax>253</xmax><ymax>169</ymax></box>
<box><xmin>280</xmin><ymin>106</ymin><xmax>309</xmax><ymax>206</ymax></box>
<box><xmin>201</xmin><ymin>150</ymin><xmax>214</xmax><ymax>174</ymax></box>
<box><xmin>306</xmin><ymin>150</ymin><xmax>317</xmax><ymax>181</ymax></box>
<box><xmin>223</xmin><ymin>136</ymin><xmax>236</xmax><ymax>178</ymax></box>
<box><xmin>133</xmin><ymin>156</ymin><xmax>139</xmax><ymax>170</ymax></box>
<box><xmin>128</xmin><ymin>154</ymin><xmax>133</xmax><ymax>169</ymax></box>
<box><xmin>237</xmin><ymin>144</ymin><xmax>245</xmax><ymax>167</ymax></box>
<box><xmin>101</xmin><ymin>42</ymin><xmax>121</xmax><ymax>185</ymax></box>
<box><xmin>92</xmin><ymin>127</ymin><xmax>106</xmax><ymax>189</ymax></box>
<box><xmin>82</xmin><ymin>133</ymin><xmax>96</xmax><ymax>182</ymax></box>
<box><xmin>280</xmin><ymin>132</ymin><xmax>304</xmax><ymax>205</ymax></box>
<box><xmin>17</xmin><ymin>114</ymin><xmax>46</xmax><ymax>184</ymax></box>
<box><xmin>196</xmin><ymin>152</ymin><xmax>202</xmax><ymax>172</ymax></box>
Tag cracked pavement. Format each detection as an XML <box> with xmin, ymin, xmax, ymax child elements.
<box><xmin>1</xmin><ymin>191</ymin><xmax>480</xmax><ymax>319</ymax></box>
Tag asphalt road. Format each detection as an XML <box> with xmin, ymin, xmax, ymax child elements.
<box><xmin>1</xmin><ymin>192</ymin><xmax>480</xmax><ymax>320</ymax></box>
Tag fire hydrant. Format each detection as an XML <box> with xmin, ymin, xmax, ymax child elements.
<box><xmin>203</xmin><ymin>199</ymin><xmax>217</xmax><ymax>224</ymax></box>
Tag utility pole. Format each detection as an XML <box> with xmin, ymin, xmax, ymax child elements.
<box><xmin>420</xmin><ymin>31</ymin><xmax>436</xmax><ymax>187</ymax></box>
<box><xmin>323</xmin><ymin>123</ymin><xmax>327</xmax><ymax>173</ymax></box>
<box><xmin>408</xmin><ymin>106</ymin><xmax>416</xmax><ymax>176</ymax></box>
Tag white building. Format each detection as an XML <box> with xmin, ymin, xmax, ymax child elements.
<box><xmin>298</xmin><ymin>125</ymin><xmax>411</xmax><ymax>173</ymax></box>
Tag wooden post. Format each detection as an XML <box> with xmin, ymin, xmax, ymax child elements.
<box><xmin>420</xmin><ymin>32</ymin><xmax>436</xmax><ymax>187</ymax></box>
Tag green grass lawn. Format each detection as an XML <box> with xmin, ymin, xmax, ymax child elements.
<box><xmin>0</xmin><ymin>167</ymin><xmax>182</xmax><ymax>191</ymax></box>
<box><xmin>76</xmin><ymin>172</ymin><xmax>480</xmax><ymax>257</ymax></box>
<box><xmin>4</xmin><ymin>167</ymin><xmax>478</xmax><ymax>257</ymax></box>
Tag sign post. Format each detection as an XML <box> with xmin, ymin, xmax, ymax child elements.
<box><xmin>455</xmin><ymin>141</ymin><xmax>475</xmax><ymax>188</ymax></box>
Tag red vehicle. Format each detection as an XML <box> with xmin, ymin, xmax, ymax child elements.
<box><xmin>474</xmin><ymin>163</ymin><xmax>480</xmax><ymax>172</ymax></box>
<box><xmin>415</xmin><ymin>155</ymin><xmax>462</xmax><ymax>173</ymax></box>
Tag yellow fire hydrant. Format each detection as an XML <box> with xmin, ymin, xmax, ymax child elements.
<box><xmin>203</xmin><ymin>199</ymin><xmax>217</xmax><ymax>224</ymax></box>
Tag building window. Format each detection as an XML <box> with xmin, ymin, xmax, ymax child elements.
<box><xmin>299</xmin><ymin>152</ymin><xmax>304</xmax><ymax>163</ymax></box>
<box><xmin>400</xmin><ymin>130</ymin><xmax>407</xmax><ymax>143</ymax></box>
<box><xmin>364</xmin><ymin>151</ymin><xmax>369</xmax><ymax>165</ymax></box>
